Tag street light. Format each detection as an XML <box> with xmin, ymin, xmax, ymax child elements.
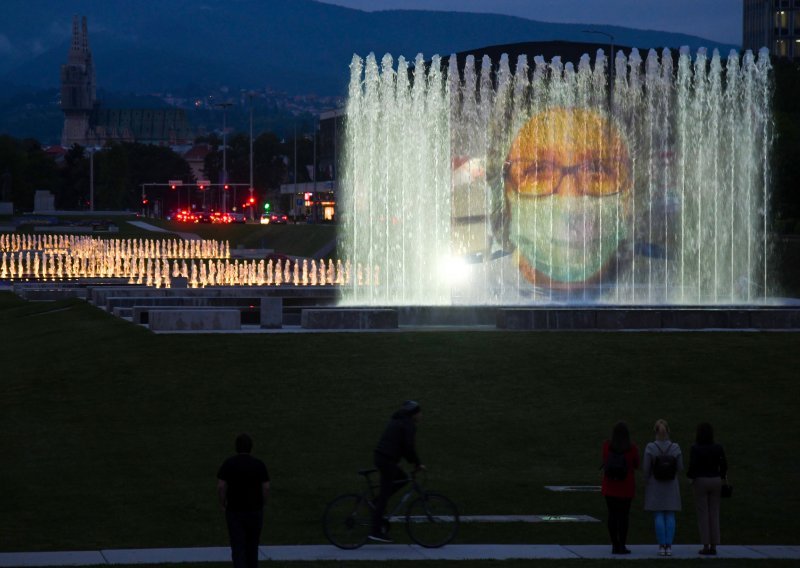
<box><xmin>582</xmin><ymin>30</ymin><xmax>615</xmax><ymax>110</ymax></box>
<box><xmin>215</xmin><ymin>102</ymin><xmax>233</xmax><ymax>213</ymax></box>
<box><xmin>248</xmin><ymin>91</ymin><xmax>256</xmax><ymax>222</ymax></box>
<box><xmin>86</xmin><ymin>146</ymin><xmax>98</xmax><ymax>212</ymax></box>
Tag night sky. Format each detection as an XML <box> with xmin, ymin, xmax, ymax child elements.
<box><xmin>318</xmin><ymin>0</ymin><xmax>743</xmax><ymax>46</ymax></box>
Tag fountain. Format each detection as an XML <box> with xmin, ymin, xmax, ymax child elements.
<box><xmin>339</xmin><ymin>47</ymin><xmax>773</xmax><ymax>305</ymax></box>
<box><xmin>0</xmin><ymin>233</ymin><xmax>350</xmax><ymax>290</ymax></box>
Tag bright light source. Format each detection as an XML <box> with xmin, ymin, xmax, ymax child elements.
<box><xmin>438</xmin><ymin>255</ymin><xmax>471</xmax><ymax>284</ymax></box>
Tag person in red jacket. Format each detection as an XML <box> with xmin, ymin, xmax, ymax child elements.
<box><xmin>601</xmin><ymin>421</ymin><xmax>640</xmax><ymax>554</ymax></box>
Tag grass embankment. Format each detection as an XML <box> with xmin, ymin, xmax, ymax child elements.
<box><xmin>13</xmin><ymin>215</ymin><xmax>182</xmax><ymax>241</ymax></box>
<box><xmin>9</xmin><ymin>216</ymin><xmax>336</xmax><ymax>257</ymax></box>
<box><xmin>0</xmin><ymin>293</ymin><xmax>798</xmax><ymax>553</ymax></box>
<box><xmin>110</xmin><ymin>562</ymin><xmax>800</xmax><ymax>568</ymax></box>
<box><xmin>142</xmin><ymin>219</ymin><xmax>336</xmax><ymax>257</ymax></box>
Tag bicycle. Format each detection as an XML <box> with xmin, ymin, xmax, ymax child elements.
<box><xmin>322</xmin><ymin>468</ymin><xmax>459</xmax><ymax>549</ymax></box>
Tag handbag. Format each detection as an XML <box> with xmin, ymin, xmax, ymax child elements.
<box><xmin>720</xmin><ymin>482</ymin><xmax>733</xmax><ymax>498</ymax></box>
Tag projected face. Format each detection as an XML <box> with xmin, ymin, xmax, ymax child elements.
<box><xmin>503</xmin><ymin>108</ymin><xmax>632</xmax><ymax>287</ymax></box>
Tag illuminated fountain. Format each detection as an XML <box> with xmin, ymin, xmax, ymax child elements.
<box><xmin>0</xmin><ymin>233</ymin><xmax>349</xmax><ymax>289</ymax></box>
<box><xmin>340</xmin><ymin>47</ymin><xmax>773</xmax><ymax>305</ymax></box>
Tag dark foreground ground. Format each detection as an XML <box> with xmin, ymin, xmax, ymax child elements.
<box><xmin>0</xmin><ymin>292</ymin><xmax>798</xmax><ymax>555</ymax></box>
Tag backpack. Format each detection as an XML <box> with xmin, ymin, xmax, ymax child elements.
<box><xmin>652</xmin><ymin>443</ymin><xmax>678</xmax><ymax>481</ymax></box>
<box><xmin>604</xmin><ymin>450</ymin><xmax>628</xmax><ymax>480</ymax></box>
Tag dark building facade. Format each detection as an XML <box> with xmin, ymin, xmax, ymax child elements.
<box><xmin>743</xmin><ymin>0</ymin><xmax>800</xmax><ymax>59</ymax></box>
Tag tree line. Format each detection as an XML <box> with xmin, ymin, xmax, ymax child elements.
<box><xmin>0</xmin><ymin>131</ymin><xmax>318</xmax><ymax>213</ymax></box>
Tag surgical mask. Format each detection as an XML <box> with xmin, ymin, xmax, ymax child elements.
<box><xmin>508</xmin><ymin>194</ymin><xmax>625</xmax><ymax>283</ymax></box>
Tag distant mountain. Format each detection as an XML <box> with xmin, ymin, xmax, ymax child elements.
<box><xmin>0</xmin><ymin>0</ymin><xmax>738</xmax><ymax>98</ymax></box>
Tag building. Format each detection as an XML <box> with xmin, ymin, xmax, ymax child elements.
<box><xmin>279</xmin><ymin>108</ymin><xmax>342</xmax><ymax>222</ymax></box>
<box><xmin>60</xmin><ymin>16</ymin><xmax>191</xmax><ymax>147</ymax></box>
<box><xmin>743</xmin><ymin>0</ymin><xmax>800</xmax><ymax>59</ymax></box>
<box><xmin>182</xmin><ymin>143</ymin><xmax>211</xmax><ymax>182</ymax></box>
<box><xmin>60</xmin><ymin>16</ymin><xmax>95</xmax><ymax>147</ymax></box>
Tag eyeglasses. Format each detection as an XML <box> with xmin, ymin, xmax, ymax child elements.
<box><xmin>504</xmin><ymin>158</ymin><xmax>625</xmax><ymax>197</ymax></box>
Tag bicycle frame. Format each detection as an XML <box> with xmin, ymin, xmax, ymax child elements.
<box><xmin>323</xmin><ymin>468</ymin><xmax>459</xmax><ymax>549</ymax></box>
<box><xmin>361</xmin><ymin>469</ymin><xmax>422</xmax><ymax>519</ymax></box>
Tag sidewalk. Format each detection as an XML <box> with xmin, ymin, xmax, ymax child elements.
<box><xmin>127</xmin><ymin>221</ymin><xmax>201</xmax><ymax>241</ymax></box>
<box><xmin>2</xmin><ymin>544</ymin><xmax>799</xmax><ymax>565</ymax></box>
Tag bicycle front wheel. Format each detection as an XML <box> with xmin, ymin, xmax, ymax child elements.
<box><xmin>405</xmin><ymin>491</ymin><xmax>459</xmax><ymax>548</ymax></box>
<box><xmin>322</xmin><ymin>493</ymin><xmax>372</xmax><ymax>549</ymax></box>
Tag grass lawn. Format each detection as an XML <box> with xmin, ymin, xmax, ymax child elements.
<box><xmin>0</xmin><ymin>293</ymin><xmax>798</xmax><ymax>553</ymax></box>
<box><xmin>13</xmin><ymin>215</ymin><xmax>182</xmax><ymax>241</ymax></box>
<box><xmin>142</xmin><ymin>219</ymin><xmax>336</xmax><ymax>257</ymax></box>
<box><xmin>9</xmin><ymin>217</ymin><xmax>337</xmax><ymax>255</ymax></box>
<box><xmin>109</xmin><ymin>562</ymin><xmax>800</xmax><ymax>568</ymax></box>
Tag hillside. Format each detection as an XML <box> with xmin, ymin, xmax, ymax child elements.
<box><xmin>0</xmin><ymin>0</ymin><xmax>738</xmax><ymax>97</ymax></box>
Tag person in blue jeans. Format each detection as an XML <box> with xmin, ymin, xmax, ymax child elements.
<box><xmin>643</xmin><ymin>419</ymin><xmax>683</xmax><ymax>556</ymax></box>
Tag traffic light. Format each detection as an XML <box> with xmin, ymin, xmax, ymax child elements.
<box><xmin>264</xmin><ymin>202</ymin><xmax>271</xmax><ymax>211</ymax></box>
<box><xmin>170</xmin><ymin>184</ymin><xmax>177</xmax><ymax>190</ymax></box>
<box><xmin>248</xmin><ymin>196</ymin><xmax>255</xmax><ymax>205</ymax></box>
<box><xmin>198</xmin><ymin>183</ymin><xmax>205</xmax><ymax>190</ymax></box>
<box><xmin>223</xmin><ymin>184</ymin><xmax>230</xmax><ymax>191</ymax></box>
<box><xmin>142</xmin><ymin>198</ymin><xmax>149</xmax><ymax>205</ymax></box>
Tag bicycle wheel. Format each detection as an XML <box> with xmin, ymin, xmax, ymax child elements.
<box><xmin>322</xmin><ymin>493</ymin><xmax>372</xmax><ymax>549</ymax></box>
<box><xmin>405</xmin><ymin>491</ymin><xmax>459</xmax><ymax>548</ymax></box>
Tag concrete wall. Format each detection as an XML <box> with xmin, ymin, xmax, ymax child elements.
<box><xmin>148</xmin><ymin>309</ymin><xmax>241</xmax><ymax>331</ymax></box>
<box><xmin>301</xmin><ymin>309</ymin><xmax>398</xmax><ymax>329</ymax></box>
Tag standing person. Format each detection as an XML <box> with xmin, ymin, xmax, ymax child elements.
<box><xmin>643</xmin><ymin>419</ymin><xmax>683</xmax><ymax>556</ymax></box>
<box><xmin>601</xmin><ymin>421</ymin><xmax>640</xmax><ymax>555</ymax></box>
<box><xmin>687</xmin><ymin>422</ymin><xmax>728</xmax><ymax>556</ymax></box>
<box><xmin>217</xmin><ymin>434</ymin><xmax>271</xmax><ymax>568</ymax></box>
<box><xmin>369</xmin><ymin>400</ymin><xmax>425</xmax><ymax>543</ymax></box>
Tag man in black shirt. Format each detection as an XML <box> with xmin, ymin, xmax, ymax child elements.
<box><xmin>369</xmin><ymin>400</ymin><xmax>425</xmax><ymax>543</ymax></box>
<box><xmin>217</xmin><ymin>434</ymin><xmax>270</xmax><ymax>568</ymax></box>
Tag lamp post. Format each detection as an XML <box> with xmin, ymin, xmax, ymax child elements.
<box><xmin>582</xmin><ymin>30</ymin><xmax>615</xmax><ymax>111</ymax></box>
<box><xmin>248</xmin><ymin>91</ymin><xmax>255</xmax><ymax>222</ymax></box>
<box><xmin>294</xmin><ymin>122</ymin><xmax>298</xmax><ymax>221</ymax></box>
<box><xmin>89</xmin><ymin>147</ymin><xmax>94</xmax><ymax>212</ymax></box>
<box><xmin>215</xmin><ymin>102</ymin><xmax>233</xmax><ymax>213</ymax></box>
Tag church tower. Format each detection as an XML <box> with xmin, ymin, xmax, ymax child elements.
<box><xmin>61</xmin><ymin>16</ymin><xmax>96</xmax><ymax>146</ymax></box>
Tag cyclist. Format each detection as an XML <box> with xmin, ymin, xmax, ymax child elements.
<box><xmin>369</xmin><ymin>400</ymin><xmax>426</xmax><ymax>543</ymax></box>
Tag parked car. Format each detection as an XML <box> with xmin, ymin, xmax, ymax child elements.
<box><xmin>195</xmin><ymin>210</ymin><xmax>212</xmax><ymax>223</ymax></box>
<box><xmin>266</xmin><ymin>252</ymin><xmax>293</xmax><ymax>265</ymax></box>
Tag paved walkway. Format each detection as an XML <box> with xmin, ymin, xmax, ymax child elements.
<box><xmin>127</xmin><ymin>221</ymin><xmax>201</xmax><ymax>241</ymax></box>
<box><xmin>1</xmin><ymin>544</ymin><xmax>799</xmax><ymax>565</ymax></box>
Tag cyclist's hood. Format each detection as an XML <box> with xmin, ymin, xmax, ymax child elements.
<box><xmin>391</xmin><ymin>409</ymin><xmax>414</xmax><ymax>420</ymax></box>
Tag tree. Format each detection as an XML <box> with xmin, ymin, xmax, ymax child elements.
<box><xmin>58</xmin><ymin>144</ymin><xmax>89</xmax><ymax>209</ymax></box>
<box><xmin>0</xmin><ymin>135</ymin><xmax>59</xmax><ymax>211</ymax></box>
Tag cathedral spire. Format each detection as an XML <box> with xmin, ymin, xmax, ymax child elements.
<box><xmin>61</xmin><ymin>14</ymin><xmax>96</xmax><ymax>146</ymax></box>
<box><xmin>71</xmin><ymin>15</ymin><xmax>80</xmax><ymax>53</ymax></box>
<box><xmin>81</xmin><ymin>16</ymin><xmax>89</xmax><ymax>52</ymax></box>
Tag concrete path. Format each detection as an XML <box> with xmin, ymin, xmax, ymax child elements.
<box><xmin>1</xmin><ymin>544</ymin><xmax>799</xmax><ymax>565</ymax></box>
<box><xmin>127</xmin><ymin>221</ymin><xmax>201</xmax><ymax>241</ymax></box>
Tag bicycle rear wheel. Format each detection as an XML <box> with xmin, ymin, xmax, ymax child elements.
<box><xmin>322</xmin><ymin>493</ymin><xmax>372</xmax><ymax>549</ymax></box>
<box><xmin>405</xmin><ymin>491</ymin><xmax>459</xmax><ymax>548</ymax></box>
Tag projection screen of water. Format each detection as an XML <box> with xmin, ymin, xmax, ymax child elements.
<box><xmin>339</xmin><ymin>47</ymin><xmax>772</xmax><ymax>305</ymax></box>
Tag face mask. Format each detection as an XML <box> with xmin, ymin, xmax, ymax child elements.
<box><xmin>508</xmin><ymin>194</ymin><xmax>625</xmax><ymax>283</ymax></box>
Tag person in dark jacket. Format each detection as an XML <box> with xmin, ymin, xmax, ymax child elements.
<box><xmin>687</xmin><ymin>422</ymin><xmax>728</xmax><ymax>556</ymax></box>
<box><xmin>217</xmin><ymin>433</ymin><xmax>270</xmax><ymax>568</ymax></box>
<box><xmin>369</xmin><ymin>400</ymin><xmax>425</xmax><ymax>543</ymax></box>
